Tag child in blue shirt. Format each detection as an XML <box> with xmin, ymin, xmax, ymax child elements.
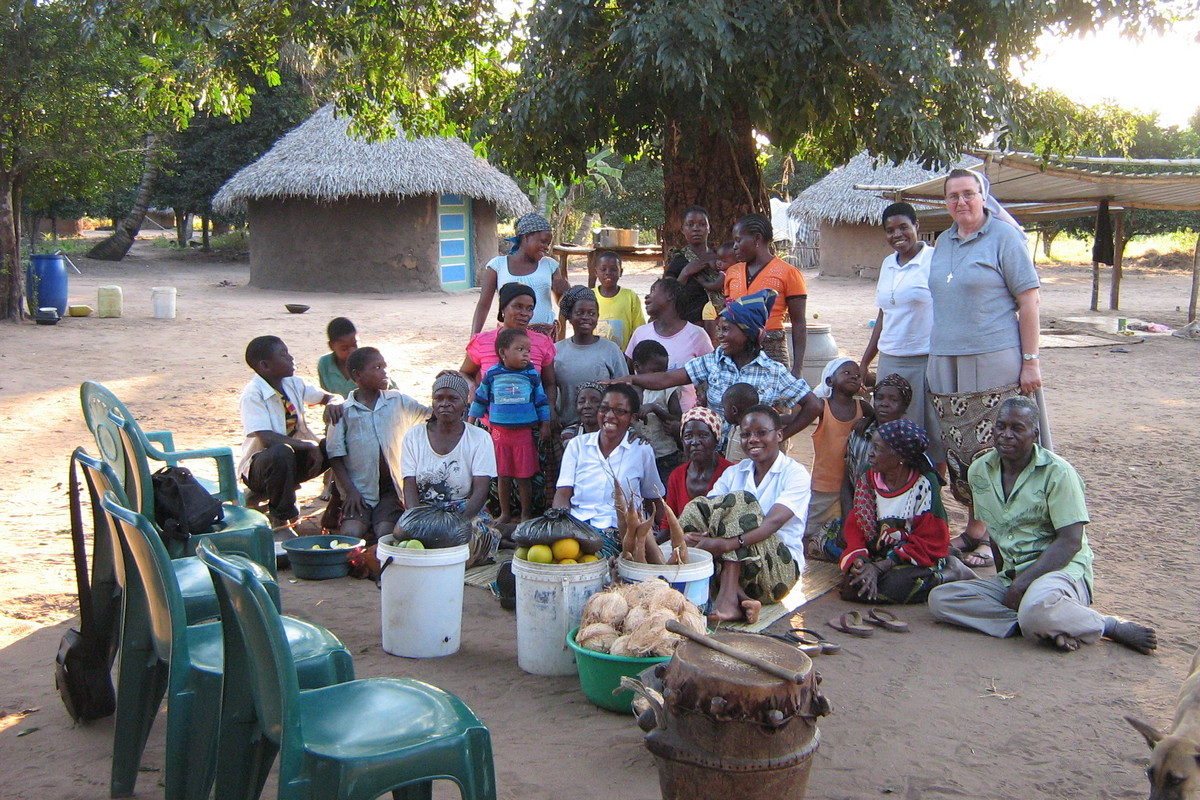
<box><xmin>468</xmin><ymin>328</ymin><xmax>551</xmax><ymax>522</ymax></box>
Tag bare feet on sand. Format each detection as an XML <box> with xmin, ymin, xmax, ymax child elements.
<box><xmin>1104</xmin><ymin>618</ymin><xmax>1158</xmax><ymax>655</ymax></box>
<box><xmin>708</xmin><ymin>588</ymin><xmax>762</xmax><ymax>624</ymax></box>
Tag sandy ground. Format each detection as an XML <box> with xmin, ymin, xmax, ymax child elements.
<box><xmin>1</xmin><ymin>237</ymin><xmax>1198</xmax><ymax>799</ymax></box>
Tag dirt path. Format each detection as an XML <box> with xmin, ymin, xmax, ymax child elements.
<box><xmin>0</xmin><ymin>239</ymin><xmax>1196</xmax><ymax>799</ymax></box>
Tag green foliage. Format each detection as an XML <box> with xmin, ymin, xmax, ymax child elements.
<box><xmin>485</xmin><ymin>0</ymin><xmax>1175</xmax><ymax>185</ymax></box>
<box><xmin>87</xmin><ymin>0</ymin><xmax>515</xmax><ymax>140</ymax></box>
<box><xmin>154</xmin><ymin>76</ymin><xmax>316</xmax><ymax>220</ymax></box>
<box><xmin>577</xmin><ymin>157</ymin><xmax>665</xmax><ymax>232</ymax></box>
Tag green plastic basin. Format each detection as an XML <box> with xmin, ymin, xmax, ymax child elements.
<box><xmin>566</xmin><ymin>626</ymin><xmax>670</xmax><ymax>714</ymax></box>
<box><xmin>282</xmin><ymin>535</ymin><xmax>364</xmax><ymax>580</ymax></box>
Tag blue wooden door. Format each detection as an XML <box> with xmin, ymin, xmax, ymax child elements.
<box><xmin>438</xmin><ymin>195</ymin><xmax>473</xmax><ymax>290</ymax></box>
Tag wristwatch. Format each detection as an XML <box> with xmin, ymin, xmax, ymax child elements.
<box><xmin>1022</xmin><ymin>353</ymin><xmax>1039</xmax><ymax>361</ymax></box>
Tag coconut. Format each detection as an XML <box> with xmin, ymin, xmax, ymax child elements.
<box><xmin>626</xmin><ymin>609</ymin><xmax>677</xmax><ymax>656</ymax></box>
<box><xmin>609</xmin><ymin>635</ymin><xmax>635</xmax><ymax>657</ymax></box>
<box><xmin>577</xmin><ymin>622</ymin><xmax>620</xmax><ymax>653</ymax></box>
<box><xmin>628</xmin><ymin>578</ymin><xmax>671</xmax><ymax>607</ymax></box>
<box><xmin>581</xmin><ymin>590</ymin><xmax>629</xmax><ymax>629</ymax></box>
<box><xmin>622</xmin><ymin>604</ymin><xmax>650</xmax><ymax>635</ymax></box>
<box><xmin>647</xmin><ymin>587</ymin><xmax>689</xmax><ymax>616</ymax></box>
<box><xmin>676</xmin><ymin>606</ymin><xmax>707</xmax><ymax>636</ymax></box>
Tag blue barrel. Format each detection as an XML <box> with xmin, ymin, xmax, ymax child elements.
<box><xmin>27</xmin><ymin>254</ymin><xmax>68</xmax><ymax>316</ymax></box>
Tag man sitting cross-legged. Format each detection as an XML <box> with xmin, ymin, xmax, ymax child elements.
<box><xmin>928</xmin><ymin>396</ymin><xmax>1156</xmax><ymax>655</ymax></box>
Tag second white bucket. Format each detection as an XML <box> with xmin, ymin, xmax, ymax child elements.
<box><xmin>617</xmin><ymin>546</ymin><xmax>715</xmax><ymax>612</ymax></box>
<box><xmin>377</xmin><ymin>535</ymin><xmax>470</xmax><ymax>658</ymax></box>
<box><xmin>151</xmin><ymin>286</ymin><xmax>176</xmax><ymax>319</ymax></box>
<box><xmin>513</xmin><ymin>556</ymin><xmax>608</xmax><ymax>675</ymax></box>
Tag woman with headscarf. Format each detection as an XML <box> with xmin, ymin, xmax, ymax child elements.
<box><xmin>927</xmin><ymin>168</ymin><xmax>1050</xmax><ymax>568</ymax></box>
<box><xmin>470</xmin><ymin>212</ymin><xmax>569</xmax><ymax>340</ymax></box>
<box><xmin>615</xmin><ymin>288</ymin><xmax>822</xmax><ymax>441</ymax></box>
<box><xmin>460</xmin><ymin>282</ymin><xmax>557</xmax><ymax>410</ymax></box>
<box><xmin>839</xmin><ymin>420</ymin><xmax>972</xmax><ymax>605</ymax></box>
<box><xmin>553</xmin><ymin>285</ymin><xmax>628</xmax><ymax>426</ymax></box>
<box><xmin>665</xmin><ymin>406</ymin><xmax>735</xmax><ymax>516</ymax></box>
<box><xmin>724</xmin><ymin>213</ymin><xmax>809</xmax><ymax>376</ymax></box>
<box><xmin>401</xmin><ymin>370</ymin><xmax>500</xmax><ymax>567</ymax></box>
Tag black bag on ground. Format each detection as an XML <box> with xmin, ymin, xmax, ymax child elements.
<box><xmin>56</xmin><ymin>449</ymin><xmax>116</xmax><ymax>723</ymax></box>
<box><xmin>152</xmin><ymin>465</ymin><xmax>223</xmax><ymax>542</ymax></box>
<box><xmin>512</xmin><ymin>508</ymin><xmax>605</xmax><ymax>554</ymax></box>
<box><xmin>395</xmin><ymin>505</ymin><xmax>472</xmax><ymax>549</ymax></box>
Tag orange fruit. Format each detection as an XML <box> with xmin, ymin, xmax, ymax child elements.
<box><xmin>579</xmin><ymin>554</ymin><xmax>599</xmax><ymax>563</ymax></box>
<box><xmin>557</xmin><ymin>558</ymin><xmax>578</xmax><ymax>565</ymax></box>
<box><xmin>551</xmin><ymin>538</ymin><xmax>581</xmax><ymax>561</ymax></box>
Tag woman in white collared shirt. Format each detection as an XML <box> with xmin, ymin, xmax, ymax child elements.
<box><xmin>679</xmin><ymin>405</ymin><xmax>806</xmax><ymax>623</ymax></box>
<box><xmin>860</xmin><ymin>202</ymin><xmax>936</xmax><ymax>445</ymax></box>
<box><xmin>554</xmin><ymin>384</ymin><xmax>665</xmax><ymax>555</ymax></box>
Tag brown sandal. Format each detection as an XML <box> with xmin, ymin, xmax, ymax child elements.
<box><xmin>827</xmin><ymin>611</ymin><xmax>875</xmax><ymax>638</ymax></box>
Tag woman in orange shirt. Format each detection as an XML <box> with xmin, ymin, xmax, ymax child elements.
<box><xmin>725</xmin><ymin>213</ymin><xmax>808</xmax><ymax>377</ymax></box>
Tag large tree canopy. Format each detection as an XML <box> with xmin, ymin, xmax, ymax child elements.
<box><xmin>487</xmin><ymin>0</ymin><xmax>1174</xmax><ymax>242</ymax></box>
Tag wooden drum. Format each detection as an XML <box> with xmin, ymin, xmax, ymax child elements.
<box><xmin>642</xmin><ymin>631</ymin><xmax>830</xmax><ymax>800</ymax></box>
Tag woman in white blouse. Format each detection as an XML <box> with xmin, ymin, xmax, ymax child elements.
<box><xmin>553</xmin><ymin>384</ymin><xmax>664</xmax><ymax>555</ymax></box>
<box><xmin>860</xmin><ymin>202</ymin><xmax>937</xmax><ymax>450</ymax></box>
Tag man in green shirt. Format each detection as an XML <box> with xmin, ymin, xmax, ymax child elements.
<box><xmin>929</xmin><ymin>397</ymin><xmax>1156</xmax><ymax>654</ymax></box>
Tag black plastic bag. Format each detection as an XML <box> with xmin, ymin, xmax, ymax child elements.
<box><xmin>512</xmin><ymin>508</ymin><xmax>605</xmax><ymax>554</ymax></box>
<box><xmin>152</xmin><ymin>466</ymin><xmax>223</xmax><ymax>542</ymax></box>
<box><xmin>395</xmin><ymin>505</ymin><xmax>472</xmax><ymax>549</ymax></box>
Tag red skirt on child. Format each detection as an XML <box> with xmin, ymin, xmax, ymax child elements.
<box><xmin>491</xmin><ymin>425</ymin><xmax>539</xmax><ymax>479</ymax></box>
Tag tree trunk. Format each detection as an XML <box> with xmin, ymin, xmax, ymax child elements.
<box><xmin>0</xmin><ymin>169</ymin><xmax>24</xmax><ymax>320</ymax></box>
<box><xmin>88</xmin><ymin>133</ymin><xmax>161</xmax><ymax>261</ymax></box>
<box><xmin>662</xmin><ymin>102</ymin><xmax>767</xmax><ymax>251</ymax></box>
<box><xmin>1041</xmin><ymin>227</ymin><xmax>1059</xmax><ymax>258</ymax></box>
<box><xmin>201</xmin><ymin>214</ymin><xmax>210</xmax><ymax>252</ymax></box>
<box><xmin>573</xmin><ymin>212</ymin><xmax>598</xmax><ymax>246</ymax></box>
<box><xmin>174</xmin><ymin>208</ymin><xmax>193</xmax><ymax>248</ymax></box>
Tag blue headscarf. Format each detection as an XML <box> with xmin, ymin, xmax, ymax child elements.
<box><xmin>506</xmin><ymin>213</ymin><xmax>552</xmax><ymax>254</ymax></box>
<box><xmin>719</xmin><ymin>288</ymin><xmax>777</xmax><ymax>345</ymax></box>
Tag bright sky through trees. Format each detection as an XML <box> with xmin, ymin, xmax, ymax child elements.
<box><xmin>1019</xmin><ymin>20</ymin><xmax>1200</xmax><ymax>127</ymax></box>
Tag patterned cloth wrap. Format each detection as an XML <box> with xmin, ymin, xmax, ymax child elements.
<box><xmin>929</xmin><ymin>382</ymin><xmax>1020</xmax><ymax>505</ymax></box>
<box><xmin>720</xmin><ymin>288</ymin><xmax>777</xmax><ymax>345</ymax></box>
<box><xmin>441</xmin><ymin>499</ymin><xmax>500</xmax><ymax>568</ymax></box>
<box><xmin>678</xmin><ymin>490</ymin><xmax>799</xmax><ymax>605</ymax></box>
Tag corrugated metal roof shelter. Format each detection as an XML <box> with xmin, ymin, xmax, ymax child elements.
<box><xmin>896</xmin><ymin>151</ymin><xmax>1200</xmax><ymax>318</ymax></box>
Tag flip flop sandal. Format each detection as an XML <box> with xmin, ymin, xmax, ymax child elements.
<box><xmin>867</xmin><ymin>608</ymin><xmax>910</xmax><ymax>633</ymax></box>
<box><xmin>788</xmin><ymin>627</ymin><xmax>842</xmax><ymax>655</ymax></box>
<box><xmin>827</xmin><ymin>611</ymin><xmax>875</xmax><ymax>638</ymax></box>
<box><xmin>758</xmin><ymin>632</ymin><xmax>823</xmax><ymax>657</ymax></box>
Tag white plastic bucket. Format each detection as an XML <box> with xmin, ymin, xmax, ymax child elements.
<box><xmin>97</xmin><ymin>285</ymin><xmax>122</xmax><ymax>318</ymax></box>
<box><xmin>151</xmin><ymin>286</ymin><xmax>176</xmax><ymax>319</ymax></box>
<box><xmin>617</xmin><ymin>545</ymin><xmax>715</xmax><ymax>612</ymax></box>
<box><xmin>377</xmin><ymin>535</ymin><xmax>470</xmax><ymax>658</ymax></box>
<box><xmin>513</xmin><ymin>556</ymin><xmax>609</xmax><ymax>675</ymax></box>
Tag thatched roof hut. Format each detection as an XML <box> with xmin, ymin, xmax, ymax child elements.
<box><xmin>788</xmin><ymin>152</ymin><xmax>977</xmax><ymax>277</ymax></box>
<box><xmin>213</xmin><ymin>104</ymin><xmax>532</xmax><ymax>293</ymax></box>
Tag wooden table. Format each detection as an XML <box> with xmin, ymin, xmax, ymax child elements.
<box><xmin>553</xmin><ymin>243</ymin><xmax>665</xmax><ymax>287</ymax></box>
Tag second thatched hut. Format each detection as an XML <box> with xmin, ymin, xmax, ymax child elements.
<box><xmin>789</xmin><ymin>152</ymin><xmax>975</xmax><ymax>277</ymax></box>
<box><xmin>213</xmin><ymin>105</ymin><xmax>532</xmax><ymax>293</ymax></box>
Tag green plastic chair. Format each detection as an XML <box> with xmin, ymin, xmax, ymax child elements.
<box><xmin>195</xmin><ymin>539</ymin><xmax>497</xmax><ymax>800</ymax></box>
<box><xmin>101</xmin><ymin>495</ymin><xmax>355</xmax><ymax>800</ymax></box>
<box><xmin>75</xmin><ymin>450</ymin><xmax>219</xmax><ymax>626</ymax></box>
<box><xmin>107</xmin><ymin>408</ymin><xmax>276</xmax><ymax>576</ymax></box>
<box><xmin>81</xmin><ymin>380</ymin><xmax>240</xmax><ymax>503</ymax></box>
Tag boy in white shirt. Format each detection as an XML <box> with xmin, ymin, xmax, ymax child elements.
<box><xmin>239</xmin><ymin>335</ymin><xmax>341</xmax><ymax>530</ymax></box>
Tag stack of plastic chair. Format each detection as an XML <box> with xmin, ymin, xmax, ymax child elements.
<box><xmin>81</xmin><ymin>381</ymin><xmax>274</xmax><ymax>571</ymax></box>
<box><xmin>196</xmin><ymin>538</ymin><xmax>498</xmax><ymax>800</ymax></box>
<box><xmin>100</xmin><ymin>495</ymin><xmax>354</xmax><ymax>800</ymax></box>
